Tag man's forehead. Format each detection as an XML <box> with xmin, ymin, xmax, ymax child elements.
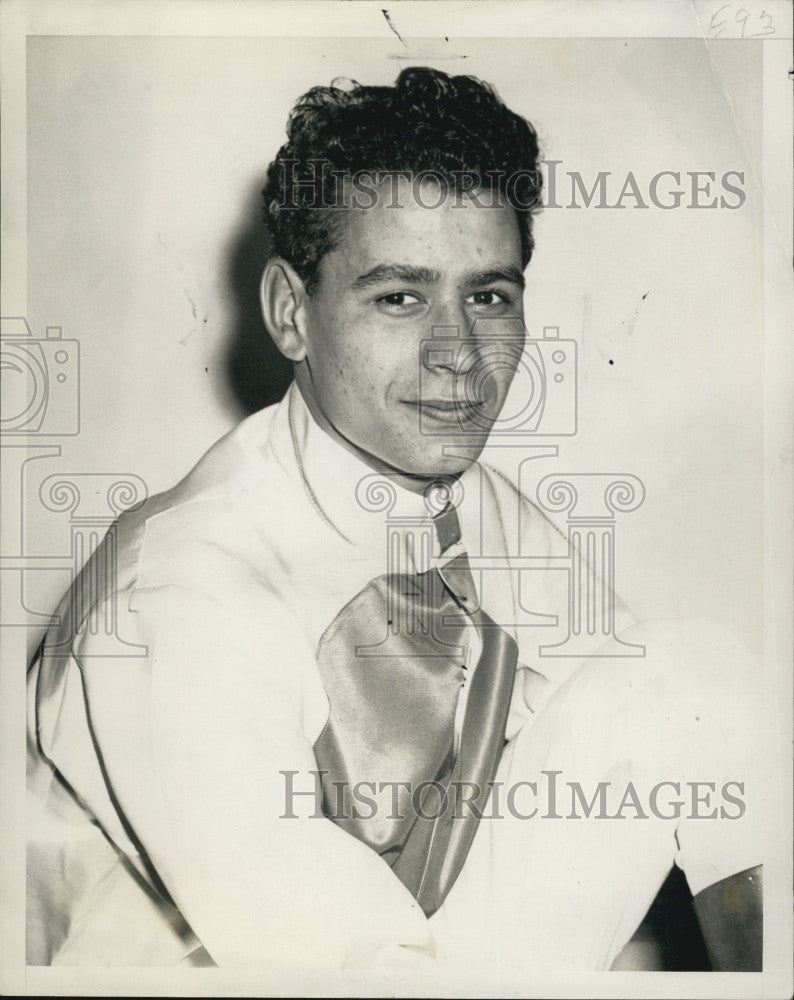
<box><xmin>329</xmin><ymin>175</ymin><xmax>522</xmax><ymax>272</ymax></box>
<box><xmin>341</xmin><ymin>172</ymin><xmax>512</xmax><ymax>215</ymax></box>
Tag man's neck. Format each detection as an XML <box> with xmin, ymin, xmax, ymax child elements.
<box><xmin>293</xmin><ymin>377</ymin><xmax>465</xmax><ymax>496</ymax></box>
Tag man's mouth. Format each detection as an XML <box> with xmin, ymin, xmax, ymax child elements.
<box><xmin>406</xmin><ymin>397</ymin><xmax>487</xmax><ymax>424</ymax></box>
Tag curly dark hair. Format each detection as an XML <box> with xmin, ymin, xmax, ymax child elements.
<box><xmin>262</xmin><ymin>67</ymin><xmax>543</xmax><ymax>292</ymax></box>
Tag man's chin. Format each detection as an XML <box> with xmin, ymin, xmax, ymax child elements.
<box><xmin>398</xmin><ymin>442</ymin><xmax>487</xmax><ymax>481</ymax></box>
<box><xmin>338</xmin><ymin>429</ymin><xmax>488</xmax><ymax>491</ymax></box>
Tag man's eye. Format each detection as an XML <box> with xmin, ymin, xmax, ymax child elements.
<box><xmin>467</xmin><ymin>290</ymin><xmax>507</xmax><ymax>307</ymax></box>
<box><xmin>378</xmin><ymin>292</ymin><xmax>421</xmax><ymax>307</ymax></box>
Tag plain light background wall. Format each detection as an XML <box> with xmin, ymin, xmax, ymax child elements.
<box><xmin>24</xmin><ymin>35</ymin><xmax>763</xmax><ymax>657</ymax></box>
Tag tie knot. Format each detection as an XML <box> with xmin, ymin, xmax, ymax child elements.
<box><xmin>433</xmin><ymin>502</ymin><xmax>462</xmax><ymax>555</ymax></box>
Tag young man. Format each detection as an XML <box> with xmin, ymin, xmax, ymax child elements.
<box><xmin>26</xmin><ymin>68</ymin><xmax>763</xmax><ymax>979</ymax></box>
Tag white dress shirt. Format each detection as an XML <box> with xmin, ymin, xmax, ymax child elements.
<box><xmin>26</xmin><ymin>382</ymin><xmax>766</xmax><ymax>981</ymax></box>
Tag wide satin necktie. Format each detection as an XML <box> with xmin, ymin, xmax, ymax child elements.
<box><xmin>314</xmin><ymin>500</ymin><xmax>518</xmax><ymax>916</ymax></box>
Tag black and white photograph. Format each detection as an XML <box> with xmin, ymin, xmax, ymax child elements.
<box><xmin>1</xmin><ymin>1</ymin><xmax>792</xmax><ymax>996</ymax></box>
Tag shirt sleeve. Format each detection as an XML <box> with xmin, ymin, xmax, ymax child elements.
<box><xmin>664</xmin><ymin>619</ymin><xmax>773</xmax><ymax>897</ymax></box>
<box><xmin>74</xmin><ymin>581</ymin><xmax>434</xmax><ymax>971</ymax></box>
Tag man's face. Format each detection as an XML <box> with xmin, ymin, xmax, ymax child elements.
<box><xmin>296</xmin><ymin>177</ymin><xmax>526</xmax><ymax>481</ymax></box>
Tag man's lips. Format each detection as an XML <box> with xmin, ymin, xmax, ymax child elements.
<box><xmin>404</xmin><ymin>397</ymin><xmax>488</xmax><ymax>423</ymax></box>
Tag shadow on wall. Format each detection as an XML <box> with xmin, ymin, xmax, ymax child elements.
<box><xmin>224</xmin><ymin>177</ymin><xmax>293</xmax><ymax>417</ymax></box>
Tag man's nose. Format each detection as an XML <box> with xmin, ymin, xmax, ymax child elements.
<box><xmin>422</xmin><ymin>305</ymin><xmax>481</xmax><ymax>377</ymax></box>
<box><xmin>422</xmin><ymin>329</ymin><xmax>484</xmax><ymax>379</ymax></box>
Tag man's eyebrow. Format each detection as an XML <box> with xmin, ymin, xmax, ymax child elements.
<box><xmin>350</xmin><ymin>263</ymin><xmax>526</xmax><ymax>292</ymax></box>
<box><xmin>467</xmin><ymin>267</ymin><xmax>526</xmax><ymax>290</ymax></box>
<box><xmin>351</xmin><ymin>264</ymin><xmax>440</xmax><ymax>290</ymax></box>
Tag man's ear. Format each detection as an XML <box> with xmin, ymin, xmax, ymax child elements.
<box><xmin>259</xmin><ymin>258</ymin><xmax>310</xmax><ymax>362</ymax></box>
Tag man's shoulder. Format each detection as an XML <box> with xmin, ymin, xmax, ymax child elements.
<box><xmin>58</xmin><ymin>399</ymin><xmax>297</xmax><ymax>637</ymax></box>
